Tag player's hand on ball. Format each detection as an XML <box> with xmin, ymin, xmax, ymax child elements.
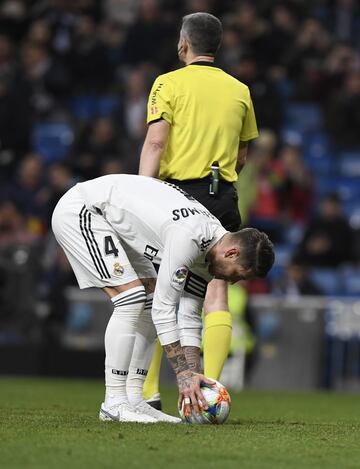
<box><xmin>176</xmin><ymin>370</ymin><xmax>215</xmax><ymax>415</ymax></box>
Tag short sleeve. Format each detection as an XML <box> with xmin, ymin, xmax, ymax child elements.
<box><xmin>240</xmin><ymin>88</ymin><xmax>259</xmax><ymax>142</ymax></box>
<box><xmin>147</xmin><ymin>75</ymin><xmax>173</xmax><ymax>125</ymax></box>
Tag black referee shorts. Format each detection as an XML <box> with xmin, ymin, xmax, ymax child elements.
<box><xmin>166</xmin><ymin>178</ymin><xmax>241</xmax><ymax>232</ymax></box>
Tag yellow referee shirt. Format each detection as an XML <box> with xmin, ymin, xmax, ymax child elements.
<box><xmin>147</xmin><ymin>63</ymin><xmax>258</xmax><ymax>182</ymax></box>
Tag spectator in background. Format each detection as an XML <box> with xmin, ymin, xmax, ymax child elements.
<box><xmin>72</xmin><ymin>117</ymin><xmax>122</xmax><ymax>179</ymax></box>
<box><xmin>244</xmin><ymin>130</ymin><xmax>285</xmax><ymax>242</ymax></box>
<box><xmin>41</xmin><ymin>243</ymin><xmax>77</xmax><ymax>343</ymax></box>
<box><xmin>185</xmin><ymin>0</ymin><xmax>217</xmax><ymax>14</ymax></box>
<box><xmin>217</xmin><ymin>24</ymin><xmax>243</xmax><ymax>71</ymax></box>
<box><xmin>0</xmin><ymin>34</ymin><xmax>30</xmax><ymax>168</ymax></box>
<box><xmin>101</xmin><ymin>158</ymin><xmax>125</xmax><ymax>175</ymax></box>
<box><xmin>99</xmin><ymin>20</ymin><xmax>126</xmax><ymax>67</ymax></box>
<box><xmin>267</xmin><ymin>2</ymin><xmax>298</xmax><ymax>68</ymax></box>
<box><xmin>273</xmin><ymin>256</ymin><xmax>323</xmax><ymax>297</ymax></box>
<box><xmin>68</xmin><ymin>15</ymin><xmax>113</xmax><ymax>93</ymax></box>
<box><xmin>1</xmin><ymin>154</ymin><xmax>46</xmax><ymax>232</ymax></box>
<box><xmin>19</xmin><ymin>42</ymin><xmax>71</xmax><ymax>117</ymax></box>
<box><xmin>322</xmin><ymin>0</ymin><xmax>360</xmax><ymax>47</ymax></box>
<box><xmin>103</xmin><ymin>0</ymin><xmax>140</xmax><ymax>26</ymax></box>
<box><xmin>279</xmin><ymin>144</ymin><xmax>313</xmax><ymax>225</ymax></box>
<box><xmin>0</xmin><ymin>34</ymin><xmax>15</xmax><ymax>80</ymax></box>
<box><xmin>0</xmin><ymin>199</ymin><xmax>42</xmax><ymax>336</ymax></box>
<box><xmin>323</xmin><ymin>42</ymin><xmax>359</xmax><ymax>99</ymax></box>
<box><xmin>122</xmin><ymin>67</ymin><xmax>148</xmax><ymax>171</ymax></box>
<box><xmin>123</xmin><ymin>67</ymin><xmax>147</xmax><ymax>141</ymax></box>
<box><xmin>122</xmin><ymin>0</ymin><xmax>176</xmax><ymax>68</ymax></box>
<box><xmin>26</xmin><ymin>19</ymin><xmax>52</xmax><ymax>49</ymax></box>
<box><xmin>297</xmin><ymin>193</ymin><xmax>356</xmax><ymax>267</ymax></box>
<box><xmin>324</xmin><ymin>70</ymin><xmax>360</xmax><ymax>148</ymax></box>
<box><xmin>0</xmin><ymin>200</ymin><xmax>36</xmax><ymax>246</ymax></box>
<box><xmin>284</xmin><ymin>17</ymin><xmax>332</xmax><ymax>101</ymax></box>
<box><xmin>0</xmin><ymin>0</ymin><xmax>28</xmax><ymax>42</ymax></box>
<box><xmin>32</xmin><ymin>1</ymin><xmax>77</xmax><ymax>57</ymax></box>
<box><xmin>235</xmin><ymin>54</ymin><xmax>283</xmax><ymax>131</ymax></box>
<box><xmin>231</xmin><ymin>1</ymin><xmax>269</xmax><ymax>67</ymax></box>
<box><xmin>43</xmin><ymin>162</ymin><xmax>74</xmax><ymax>227</ymax></box>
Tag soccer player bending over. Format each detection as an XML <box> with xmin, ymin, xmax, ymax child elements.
<box><xmin>52</xmin><ymin>174</ymin><xmax>274</xmax><ymax>423</ymax></box>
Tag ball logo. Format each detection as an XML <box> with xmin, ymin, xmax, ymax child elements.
<box><xmin>173</xmin><ymin>267</ymin><xmax>188</xmax><ymax>284</ymax></box>
<box><xmin>113</xmin><ymin>262</ymin><xmax>124</xmax><ymax>277</ymax></box>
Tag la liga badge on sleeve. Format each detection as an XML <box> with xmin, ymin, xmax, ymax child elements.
<box><xmin>172</xmin><ymin>267</ymin><xmax>188</xmax><ymax>284</ymax></box>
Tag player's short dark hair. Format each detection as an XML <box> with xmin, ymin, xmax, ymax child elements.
<box><xmin>181</xmin><ymin>13</ymin><xmax>222</xmax><ymax>56</ymax></box>
<box><xmin>234</xmin><ymin>228</ymin><xmax>275</xmax><ymax>278</ymax></box>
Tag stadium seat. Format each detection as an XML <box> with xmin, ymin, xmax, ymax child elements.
<box><xmin>32</xmin><ymin>122</ymin><xmax>74</xmax><ymax>164</ymax></box>
<box><xmin>281</xmin><ymin>125</ymin><xmax>304</xmax><ymax>146</ymax></box>
<box><xmin>69</xmin><ymin>95</ymin><xmax>97</xmax><ymax>120</ymax></box>
<box><xmin>304</xmin><ymin>153</ymin><xmax>335</xmax><ymax>176</ymax></box>
<box><xmin>341</xmin><ymin>268</ymin><xmax>360</xmax><ymax>297</ymax></box>
<box><xmin>338</xmin><ymin>151</ymin><xmax>360</xmax><ymax>178</ymax></box>
<box><xmin>69</xmin><ymin>95</ymin><xmax>120</xmax><ymax>120</ymax></box>
<box><xmin>302</xmin><ymin>131</ymin><xmax>336</xmax><ymax>175</ymax></box>
<box><xmin>276</xmin><ymin>78</ymin><xmax>294</xmax><ymax>99</ymax></box>
<box><xmin>303</xmin><ymin>132</ymin><xmax>331</xmax><ymax>156</ymax></box>
<box><xmin>309</xmin><ymin>268</ymin><xmax>343</xmax><ymax>296</ymax></box>
<box><xmin>96</xmin><ymin>96</ymin><xmax>119</xmax><ymax>117</ymax></box>
<box><xmin>267</xmin><ymin>263</ymin><xmax>285</xmax><ymax>283</ymax></box>
<box><xmin>336</xmin><ymin>178</ymin><xmax>360</xmax><ymax>202</ymax></box>
<box><xmin>343</xmin><ymin>200</ymin><xmax>360</xmax><ymax>218</ymax></box>
<box><xmin>266</xmin><ymin>243</ymin><xmax>294</xmax><ymax>282</ymax></box>
<box><xmin>274</xmin><ymin>244</ymin><xmax>294</xmax><ymax>266</ymax></box>
<box><xmin>285</xmin><ymin>103</ymin><xmax>322</xmax><ymax>132</ymax></box>
<box><xmin>283</xmin><ymin>223</ymin><xmax>305</xmax><ymax>246</ymax></box>
<box><xmin>66</xmin><ymin>302</ymin><xmax>93</xmax><ymax>332</ymax></box>
<box><xmin>315</xmin><ymin>176</ymin><xmax>360</xmax><ymax>203</ymax></box>
<box><xmin>348</xmin><ymin>206</ymin><xmax>360</xmax><ymax>230</ymax></box>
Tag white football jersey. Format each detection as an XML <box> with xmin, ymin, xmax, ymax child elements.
<box><xmin>77</xmin><ymin>175</ymin><xmax>227</xmax><ymax>345</ymax></box>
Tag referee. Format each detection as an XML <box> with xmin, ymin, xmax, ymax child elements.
<box><xmin>139</xmin><ymin>12</ymin><xmax>258</xmax><ymax>407</ymax></box>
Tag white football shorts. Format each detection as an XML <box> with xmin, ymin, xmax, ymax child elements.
<box><xmin>52</xmin><ymin>185</ymin><xmax>155</xmax><ymax>289</ymax></box>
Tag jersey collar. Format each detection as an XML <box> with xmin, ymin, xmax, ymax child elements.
<box><xmin>188</xmin><ymin>61</ymin><xmax>216</xmax><ymax>67</ymax></box>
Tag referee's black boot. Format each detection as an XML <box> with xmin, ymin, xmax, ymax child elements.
<box><xmin>146</xmin><ymin>393</ymin><xmax>162</xmax><ymax>411</ymax></box>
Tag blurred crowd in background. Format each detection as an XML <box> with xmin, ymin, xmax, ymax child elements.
<box><xmin>0</xmin><ymin>0</ymin><xmax>360</xmax><ymax>343</ymax></box>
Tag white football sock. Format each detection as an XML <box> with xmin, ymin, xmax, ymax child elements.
<box><xmin>127</xmin><ymin>293</ymin><xmax>157</xmax><ymax>406</ymax></box>
<box><xmin>104</xmin><ymin>286</ymin><xmax>146</xmax><ymax>408</ymax></box>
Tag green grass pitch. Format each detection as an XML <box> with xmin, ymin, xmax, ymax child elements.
<box><xmin>0</xmin><ymin>378</ymin><xmax>359</xmax><ymax>469</ymax></box>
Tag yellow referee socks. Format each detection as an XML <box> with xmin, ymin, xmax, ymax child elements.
<box><xmin>203</xmin><ymin>310</ymin><xmax>232</xmax><ymax>380</ymax></box>
<box><xmin>143</xmin><ymin>339</ymin><xmax>163</xmax><ymax>400</ymax></box>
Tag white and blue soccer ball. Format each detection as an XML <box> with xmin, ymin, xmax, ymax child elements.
<box><xmin>179</xmin><ymin>380</ymin><xmax>231</xmax><ymax>424</ymax></box>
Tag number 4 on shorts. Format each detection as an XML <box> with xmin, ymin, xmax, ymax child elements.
<box><xmin>104</xmin><ymin>235</ymin><xmax>119</xmax><ymax>257</ymax></box>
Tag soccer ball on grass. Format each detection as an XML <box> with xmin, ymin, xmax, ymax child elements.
<box><xmin>179</xmin><ymin>380</ymin><xmax>231</xmax><ymax>424</ymax></box>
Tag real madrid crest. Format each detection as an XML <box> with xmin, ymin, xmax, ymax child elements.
<box><xmin>113</xmin><ymin>262</ymin><xmax>124</xmax><ymax>277</ymax></box>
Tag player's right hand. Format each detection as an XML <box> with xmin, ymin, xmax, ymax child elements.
<box><xmin>176</xmin><ymin>370</ymin><xmax>215</xmax><ymax>416</ymax></box>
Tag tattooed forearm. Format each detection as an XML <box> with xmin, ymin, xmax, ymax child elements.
<box><xmin>184</xmin><ymin>346</ymin><xmax>201</xmax><ymax>373</ymax></box>
<box><xmin>163</xmin><ymin>341</ymin><xmax>189</xmax><ymax>375</ymax></box>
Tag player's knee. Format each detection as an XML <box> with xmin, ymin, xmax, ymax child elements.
<box><xmin>103</xmin><ymin>279</ymin><xmax>144</xmax><ymax>298</ymax></box>
<box><xmin>111</xmin><ymin>285</ymin><xmax>147</xmax><ymax>323</ymax></box>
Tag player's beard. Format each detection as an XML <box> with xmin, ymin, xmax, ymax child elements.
<box><xmin>208</xmin><ymin>262</ymin><xmax>226</xmax><ymax>280</ymax></box>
